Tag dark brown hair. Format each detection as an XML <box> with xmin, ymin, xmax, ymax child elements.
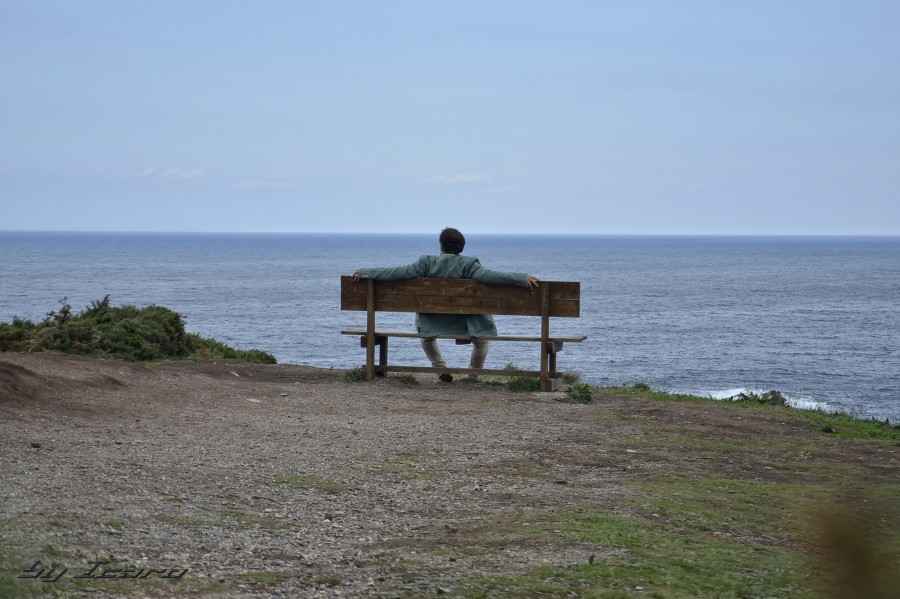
<box><xmin>439</xmin><ymin>227</ymin><xmax>465</xmax><ymax>254</ymax></box>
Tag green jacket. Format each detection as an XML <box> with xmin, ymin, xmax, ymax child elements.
<box><xmin>357</xmin><ymin>254</ymin><xmax>528</xmax><ymax>338</ymax></box>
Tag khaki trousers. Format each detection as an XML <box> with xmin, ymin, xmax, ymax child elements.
<box><xmin>420</xmin><ymin>337</ymin><xmax>489</xmax><ymax>369</ymax></box>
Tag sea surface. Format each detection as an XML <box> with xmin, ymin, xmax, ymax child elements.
<box><xmin>1</xmin><ymin>232</ymin><xmax>897</xmax><ymax>422</ymax></box>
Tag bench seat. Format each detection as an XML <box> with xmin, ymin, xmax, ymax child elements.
<box><xmin>340</xmin><ymin>328</ymin><xmax>587</xmax><ymax>344</ymax></box>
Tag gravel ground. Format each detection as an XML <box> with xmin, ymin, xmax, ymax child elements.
<box><xmin>2</xmin><ymin>352</ymin><xmax>897</xmax><ymax>598</ymax></box>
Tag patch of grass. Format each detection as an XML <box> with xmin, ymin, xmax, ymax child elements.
<box><xmin>0</xmin><ymin>574</ymin><xmax>39</xmax><ymax>599</ymax></box>
<box><xmin>601</xmin><ymin>383</ymin><xmax>711</xmax><ymax>404</ymax></box>
<box><xmin>505</xmin><ymin>376</ymin><xmax>540</xmax><ymax>392</ymax></box>
<box><xmin>186</xmin><ymin>333</ymin><xmax>276</xmax><ymax>364</ymax></box>
<box><xmin>477</xmin><ymin>362</ymin><xmax>541</xmax><ymax>392</ymax></box>
<box><xmin>797</xmin><ymin>410</ymin><xmax>900</xmax><ymax>441</ymax></box>
<box><xmin>730</xmin><ymin>389</ymin><xmax>787</xmax><ymax>406</ymax></box>
<box><xmin>630</xmin><ymin>476</ymin><xmax>831</xmax><ymax>542</ymax></box>
<box><xmin>362</xmin><ymin>452</ymin><xmax>438</xmax><ymax>481</ymax></box>
<box><xmin>458</xmin><ymin>504</ymin><xmax>819</xmax><ymax>598</ymax></box>
<box><xmin>158</xmin><ymin>514</ymin><xmax>219</xmax><ymax>527</ymax></box>
<box><xmin>162</xmin><ymin>502</ymin><xmax>292</xmax><ymax>530</ymax></box>
<box><xmin>233</xmin><ymin>570</ymin><xmax>299</xmax><ymax>585</ymax></box>
<box><xmin>342</xmin><ymin>367</ymin><xmax>417</xmax><ymax>383</ymax></box>
<box><xmin>601</xmin><ymin>384</ymin><xmax>900</xmax><ymax>441</ymax></box>
<box><xmin>562</xmin><ymin>369</ymin><xmax>583</xmax><ymax>384</ymax></box>
<box><xmin>566</xmin><ymin>383</ymin><xmax>594</xmax><ymax>402</ymax></box>
<box><xmin>445</xmin><ymin>462</ymin><xmax>898</xmax><ymax>598</ymax></box>
<box><xmin>0</xmin><ymin>538</ymin><xmax>54</xmax><ymax>599</ymax></box>
<box><xmin>0</xmin><ymin>296</ymin><xmax>275</xmax><ymax>363</ymax></box>
<box><xmin>218</xmin><ymin>508</ymin><xmax>253</xmax><ymax>519</ymax></box>
<box><xmin>491</xmin><ymin>458</ymin><xmax>552</xmax><ymax>479</ymax></box>
<box><xmin>343</xmin><ymin>366</ymin><xmax>365</xmax><ymax>382</ymax></box>
<box><xmin>271</xmin><ymin>474</ymin><xmax>350</xmax><ymax>494</ymax></box>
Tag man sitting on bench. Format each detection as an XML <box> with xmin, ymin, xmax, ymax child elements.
<box><xmin>352</xmin><ymin>227</ymin><xmax>540</xmax><ymax>382</ymax></box>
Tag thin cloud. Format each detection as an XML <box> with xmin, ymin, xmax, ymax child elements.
<box><xmin>486</xmin><ymin>184</ymin><xmax>536</xmax><ymax>194</ymax></box>
<box><xmin>235</xmin><ymin>173</ymin><xmax>306</xmax><ymax>190</ymax></box>
<box><xmin>136</xmin><ymin>167</ymin><xmax>205</xmax><ymax>180</ymax></box>
<box><xmin>158</xmin><ymin>168</ymin><xmax>205</xmax><ymax>180</ymax></box>
<box><xmin>425</xmin><ymin>173</ymin><xmax>492</xmax><ymax>186</ymax></box>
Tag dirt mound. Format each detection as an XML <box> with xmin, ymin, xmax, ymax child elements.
<box><xmin>0</xmin><ymin>354</ymin><xmax>126</xmax><ymax>402</ymax></box>
<box><xmin>0</xmin><ymin>360</ymin><xmax>58</xmax><ymax>402</ymax></box>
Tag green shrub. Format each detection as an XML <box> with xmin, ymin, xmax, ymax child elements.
<box><xmin>185</xmin><ymin>333</ymin><xmax>276</xmax><ymax>364</ymax></box>
<box><xmin>562</xmin><ymin>369</ymin><xmax>583</xmax><ymax>384</ymax></box>
<box><xmin>731</xmin><ymin>390</ymin><xmax>787</xmax><ymax>406</ymax></box>
<box><xmin>566</xmin><ymin>383</ymin><xmax>593</xmax><ymax>402</ymax></box>
<box><xmin>0</xmin><ymin>318</ymin><xmax>33</xmax><ymax>351</ymax></box>
<box><xmin>506</xmin><ymin>377</ymin><xmax>540</xmax><ymax>392</ymax></box>
<box><xmin>344</xmin><ymin>366</ymin><xmax>365</xmax><ymax>382</ymax></box>
<box><xmin>0</xmin><ymin>296</ymin><xmax>275</xmax><ymax>364</ymax></box>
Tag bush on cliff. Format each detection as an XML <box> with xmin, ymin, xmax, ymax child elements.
<box><xmin>0</xmin><ymin>296</ymin><xmax>275</xmax><ymax>364</ymax></box>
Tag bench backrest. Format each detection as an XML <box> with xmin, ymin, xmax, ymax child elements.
<box><xmin>340</xmin><ymin>276</ymin><xmax>580</xmax><ymax>317</ymax></box>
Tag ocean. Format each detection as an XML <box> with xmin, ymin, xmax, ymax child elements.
<box><xmin>1</xmin><ymin>232</ymin><xmax>897</xmax><ymax>423</ymax></box>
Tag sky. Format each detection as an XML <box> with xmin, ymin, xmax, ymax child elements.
<box><xmin>1</xmin><ymin>1</ymin><xmax>899</xmax><ymax>235</ymax></box>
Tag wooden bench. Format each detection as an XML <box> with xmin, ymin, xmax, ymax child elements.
<box><xmin>340</xmin><ymin>276</ymin><xmax>585</xmax><ymax>391</ymax></box>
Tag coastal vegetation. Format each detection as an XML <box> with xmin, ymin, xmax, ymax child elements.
<box><xmin>602</xmin><ymin>383</ymin><xmax>900</xmax><ymax>442</ymax></box>
<box><xmin>347</xmin><ymin>366</ymin><xmax>896</xmax><ymax>439</ymax></box>
<box><xmin>0</xmin><ymin>296</ymin><xmax>275</xmax><ymax>364</ymax></box>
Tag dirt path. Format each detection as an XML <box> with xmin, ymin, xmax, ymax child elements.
<box><xmin>1</xmin><ymin>353</ymin><xmax>897</xmax><ymax>598</ymax></box>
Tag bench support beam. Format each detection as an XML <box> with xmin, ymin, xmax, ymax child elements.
<box><xmin>356</xmin><ymin>334</ymin><xmax>566</xmax><ymax>391</ymax></box>
<box><xmin>365</xmin><ymin>279</ymin><xmax>376</xmax><ymax>382</ymax></box>
<box><xmin>540</xmin><ymin>284</ymin><xmax>551</xmax><ymax>391</ymax></box>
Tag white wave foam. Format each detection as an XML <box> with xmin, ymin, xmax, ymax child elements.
<box><xmin>698</xmin><ymin>387</ymin><xmax>830</xmax><ymax>413</ymax></box>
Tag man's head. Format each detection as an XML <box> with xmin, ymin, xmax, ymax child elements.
<box><xmin>439</xmin><ymin>228</ymin><xmax>465</xmax><ymax>255</ymax></box>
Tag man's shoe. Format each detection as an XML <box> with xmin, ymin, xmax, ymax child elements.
<box><xmin>438</xmin><ymin>373</ymin><xmax>453</xmax><ymax>383</ymax></box>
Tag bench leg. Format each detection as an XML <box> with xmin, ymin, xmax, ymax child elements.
<box><xmin>541</xmin><ymin>377</ymin><xmax>560</xmax><ymax>392</ymax></box>
<box><xmin>541</xmin><ymin>341</ymin><xmax>564</xmax><ymax>392</ymax></box>
<box><xmin>360</xmin><ymin>335</ymin><xmax>389</xmax><ymax>379</ymax></box>
<box><xmin>378</xmin><ymin>336</ymin><xmax>389</xmax><ymax>377</ymax></box>
<box><xmin>365</xmin><ymin>337</ymin><xmax>375</xmax><ymax>381</ymax></box>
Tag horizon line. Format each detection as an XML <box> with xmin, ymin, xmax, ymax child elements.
<box><xmin>1</xmin><ymin>229</ymin><xmax>899</xmax><ymax>239</ymax></box>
